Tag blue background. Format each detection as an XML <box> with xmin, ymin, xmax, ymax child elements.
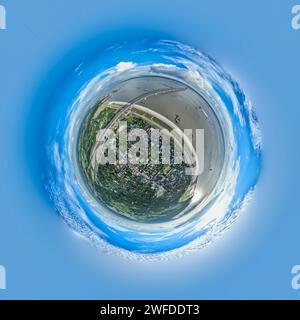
<box><xmin>0</xmin><ymin>0</ymin><xmax>299</xmax><ymax>299</ymax></box>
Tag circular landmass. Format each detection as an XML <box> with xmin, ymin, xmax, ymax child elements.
<box><xmin>78</xmin><ymin>100</ymin><xmax>194</xmax><ymax>223</ymax></box>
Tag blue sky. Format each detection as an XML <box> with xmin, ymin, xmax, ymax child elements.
<box><xmin>0</xmin><ymin>0</ymin><xmax>300</xmax><ymax>299</ymax></box>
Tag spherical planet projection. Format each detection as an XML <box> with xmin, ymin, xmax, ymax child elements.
<box><xmin>42</xmin><ymin>39</ymin><xmax>261</xmax><ymax>258</ymax></box>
